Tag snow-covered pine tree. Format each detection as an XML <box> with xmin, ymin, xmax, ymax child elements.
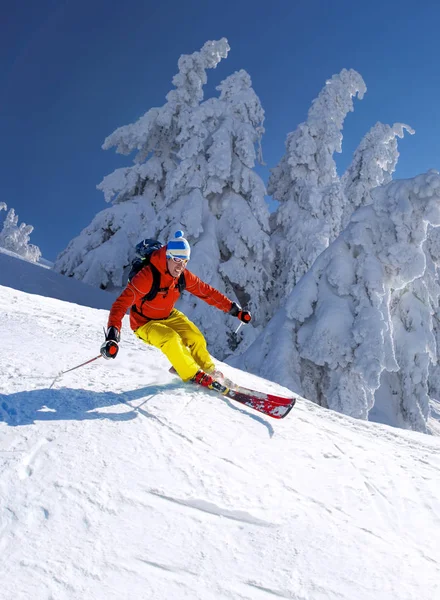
<box><xmin>268</xmin><ymin>69</ymin><xmax>366</xmax><ymax>306</ymax></box>
<box><xmin>382</xmin><ymin>221</ymin><xmax>440</xmax><ymax>432</ymax></box>
<box><xmin>214</xmin><ymin>70</ymin><xmax>273</xmax><ymax>328</ymax></box>
<box><xmin>157</xmin><ymin>69</ymin><xmax>272</xmax><ymax>357</ymax></box>
<box><xmin>0</xmin><ymin>205</ymin><xmax>41</xmax><ymax>262</ymax></box>
<box><xmin>54</xmin><ymin>39</ymin><xmax>230</xmax><ymax>289</ymax></box>
<box><xmin>373</xmin><ymin>176</ymin><xmax>440</xmax><ymax>433</ymax></box>
<box><xmin>341</xmin><ymin>122</ymin><xmax>414</xmax><ymax>228</ymax></box>
<box><xmin>426</xmin><ymin>226</ymin><xmax>440</xmax><ymax>413</ymax></box>
<box><xmin>236</xmin><ymin>171</ymin><xmax>440</xmax><ymax>432</ymax></box>
<box><xmin>378</xmin><ymin>275</ymin><xmax>437</xmax><ymax>433</ymax></box>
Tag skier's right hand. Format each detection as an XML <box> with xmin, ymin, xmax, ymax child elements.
<box><xmin>101</xmin><ymin>326</ymin><xmax>120</xmax><ymax>359</ymax></box>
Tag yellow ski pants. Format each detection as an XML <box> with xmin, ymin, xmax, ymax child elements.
<box><xmin>134</xmin><ymin>309</ymin><xmax>215</xmax><ymax>381</ymax></box>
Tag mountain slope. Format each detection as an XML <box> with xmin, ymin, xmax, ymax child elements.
<box><xmin>1</xmin><ymin>283</ymin><xmax>440</xmax><ymax>600</ymax></box>
<box><xmin>0</xmin><ymin>248</ymin><xmax>116</xmax><ymax>310</ymax></box>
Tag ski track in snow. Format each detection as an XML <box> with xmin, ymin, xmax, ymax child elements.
<box><xmin>1</xmin><ymin>284</ymin><xmax>440</xmax><ymax>600</ymax></box>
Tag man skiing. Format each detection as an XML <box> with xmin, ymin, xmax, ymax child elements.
<box><xmin>100</xmin><ymin>231</ymin><xmax>251</xmax><ymax>388</ymax></box>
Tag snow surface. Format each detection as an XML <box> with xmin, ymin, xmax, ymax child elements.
<box><xmin>0</xmin><ymin>248</ymin><xmax>116</xmax><ymax>311</ymax></box>
<box><xmin>2</xmin><ymin>252</ymin><xmax>440</xmax><ymax>599</ymax></box>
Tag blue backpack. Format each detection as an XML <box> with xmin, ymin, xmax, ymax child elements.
<box><xmin>128</xmin><ymin>239</ymin><xmax>186</xmax><ymax>305</ymax></box>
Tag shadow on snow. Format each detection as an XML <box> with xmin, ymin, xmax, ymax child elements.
<box><xmin>0</xmin><ymin>382</ymin><xmax>183</xmax><ymax>427</ymax></box>
<box><xmin>0</xmin><ymin>381</ymin><xmax>274</xmax><ymax>435</ymax></box>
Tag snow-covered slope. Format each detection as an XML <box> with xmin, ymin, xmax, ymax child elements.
<box><xmin>1</xmin><ymin>279</ymin><xmax>440</xmax><ymax>600</ymax></box>
<box><xmin>0</xmin><ymin>248</ymin><xmax>116</xmax><ymax>310</ymax></box>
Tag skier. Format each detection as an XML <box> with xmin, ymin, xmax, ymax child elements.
<box><xmin>100</xmin><ymin>231</ymin><xmax>251</xmax><ymax>387</ymax></box>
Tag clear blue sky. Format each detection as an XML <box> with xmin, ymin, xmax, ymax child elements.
<box><xmin>2</xmin><ymin>0</ymin><xmax>439</xmax><ymax>260</ymax></box>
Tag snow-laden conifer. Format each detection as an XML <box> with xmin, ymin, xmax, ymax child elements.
<box><xmin>237</xmin><ymin>171</ymin><xmax>440</xmax><ymax>432</ymax></box>
<box><xmin>377</xmin><ymin>275</ymin><xmax>437</xmax><ymax>432</ymax></box>
<box><xmin>268</xmin><ymin>69</ymin><xmax>366</xmax><ymax>304</ymax></box>
<box><xmin>157</xmin><ymin>70</ymin><xmax>272</xmax><ymax>357</ymax></box>
<box><xmin>215</xmin><ymin>70</ymin><xmax>272</xmax><ymax>328</ymax></box>
<box><xmin>374</xmin><ymin>178</ymin><xmax>440</xmax><ymax>432</ymax></box>
<box><xmin>341</xmin><ymin>122</ymin><xmax>414</xmax><ymax>228</ymax></box>
<box><xmin>0</xmin><ymin>205</ymin><xmax>41</xmax><ymax>263</ymax></box>
<box><xmin>54</xmin><ymin>39</ymin><xmax>230</xmax><ymax>289</ymax></box>
<box><xmin>427</xmin><ymin>226</ymin><xmax>440</xmax><ymax>414</ymax></box>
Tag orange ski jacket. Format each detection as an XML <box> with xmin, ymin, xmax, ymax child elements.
<box><xmin>108</xmin><ymin>246</ymin><xmax>234</xmax><ymax>332</ymax></box>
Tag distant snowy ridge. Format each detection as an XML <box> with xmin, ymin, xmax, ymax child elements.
<box><xmin>0</xmin><ymin>248</ymin><xmax>115</xmax><ymax>310</ymax></box>
<box><xmin>0</xmin><ymin>246</ymin><xmax>52</xmax><ymax>269</ymax></box>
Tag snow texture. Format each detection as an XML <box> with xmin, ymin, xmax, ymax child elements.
<box><xmin>1</xmin><ymin>251</ymin><xmax>440</xmax><ymax>600</ymax></box>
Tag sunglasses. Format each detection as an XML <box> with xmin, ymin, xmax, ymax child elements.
<box><xmin>168</xmin><ymin>256</ymin><xmax>188</xmax><ymax>264</ymax></box>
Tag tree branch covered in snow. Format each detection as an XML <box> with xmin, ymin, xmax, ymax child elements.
<box><xmin>268</xmin><ymin>69</ymin><xmax>366</xmax><ymax>304</ymax></box>
<box><xmin>0</xmin><ymin>205</ymin><xmax>41</xmax><ymax>263</ymax></box>
<box><xmin>341</xmin><ymin>122</ymin><xmax>414</xmax><ymax>228</ymax></box>
<box><xmin>237</xmin><ymin>171</ymin><xmax>440</xmax><ymax>432</ymax></box>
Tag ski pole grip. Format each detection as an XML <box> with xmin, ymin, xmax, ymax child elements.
<box><xmin>237</xmin><ymin>310</ymin><xmax>252</xmax><ymax>323</ymax></box>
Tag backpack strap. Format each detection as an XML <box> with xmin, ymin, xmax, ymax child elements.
<box><xmin>177</xmin><ymin>272</ymin><xmax>186</xmax><ymax>293</ymax></box>
<box><xmin>142</xmin><ymin>263</ymin><xmax>161</xmax><ymax>302</ymax></box>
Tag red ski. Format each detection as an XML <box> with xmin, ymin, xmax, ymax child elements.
<box><xmin>220</xmin><ymin>383</ymin><xmax>296</xmax><ymax>418</ymax></box>
<box><xmin>200</xmin><ymin>374</ymin><xmax>296</xmax><ymax>419</ymax></box>
<box><xmin>170</xmin><ymin>366</ymin><xmax>296</xmax><ymax>418</ymax></box>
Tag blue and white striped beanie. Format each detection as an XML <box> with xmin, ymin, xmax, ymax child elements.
<box><xmin>166</xmin><ymin>230</ymin><xmax>191</xmax><ymax>260</ymax></box>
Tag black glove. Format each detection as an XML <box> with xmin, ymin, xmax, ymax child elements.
<box><xmin>100</xmin><ymin>326</ymin><xmax>120</xmax><ymax>359</ymax></box>
<box><xmin>229</xmin><ymin>302</ymin><xmax>252</xmax><ymax>324</ymax></box>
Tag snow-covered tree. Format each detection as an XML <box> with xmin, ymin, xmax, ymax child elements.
<box><xmin>236</xmin><ymin>171</ymin><xmax>440</xmax><ymax>432</ymax></box>
<box><xmin>268</xmin><ymin>69</ymin><xmax>366</xmax><ymax>304</ymax></box>
<box><xmin>427</xmin><ymin>226</ymin><xmax>440</xmax><ymax>410</ymax></box>
<box><xmin>155</xmin><ymin>69</ymin><xmax>272</xmax><ymax>357</ymax></box>
<box><xmin>0</xmin><ymin>205</ymin><xmax>41</xmax><ymax>263</ymax></box>
<box><xmin>214</xmin><ymin>70</ymin><xmax>273</xmax><ymax>327</ymax></box>
<box><xmin>372</xmin><ymin>177</ymin><xmax>440</xmax><ymax>433</ymax></box>
<box><xmin>341</xmin><ymin>122</ymin><xmax>414</xmax><ymax>228</ymax></box>
<box><xmin>54</xmin><ymin>39</ymin><xmax>230</xmax><ymax>289</ymax></box>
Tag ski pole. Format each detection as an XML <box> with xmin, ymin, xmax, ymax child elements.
<box><xmin>49</xmin><ymin>354</ymin><xmax>102</xmax><ymax>389</ymax></box>
<box><xmin>235</xmin><ymin>322</ymin><xmax>244</xmax><ymax>334</ymax></box>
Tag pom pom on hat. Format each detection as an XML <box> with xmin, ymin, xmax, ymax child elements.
<box><xmin>166</xmin><ymin>230</ymin><xmax>191</xmax><ymax>260</ymax></box>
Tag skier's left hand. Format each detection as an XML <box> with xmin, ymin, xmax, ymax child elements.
<box><xmin>238</xmin><ymin>309</ymin><xmax>251</xmax><ymax>323</ymax></box>
<box><xmin>229</xmin><ymin>302</ymin><xmax>252</xmax><ymax>323</ymax></box>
